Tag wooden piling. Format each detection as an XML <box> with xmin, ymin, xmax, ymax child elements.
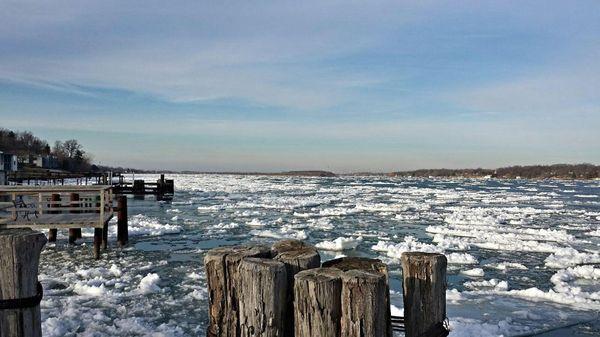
<box><xmin>323</xmin><ymin>256</ymin><xmax>392</xmax><ymax>337</ymax></box>
<box><xmin>68</xmin><ymin>193</ymin><xmax>80</xmax><ymax>244</ymax></box>
<box><xmin>341</xmin><ymin>270</ymin><xmax>388</xmax><ymax>337</ymax></box>
<box><xmin>47</xmin><ymin>193</ymin><xmax>60</xmax><ymax>242</ymax></box>
<box><xmin>204</xmin><ymin>245</ymin><xmax>271</xmax><ymax>337</ymax></box>
<box><xmin>238</xmin><ymin>258</ymin><xmax>287</xmax><ymax>337</ymax></box>
<box><xmin>102</xmin><ymin>221</ymin><xmax>108</xmax><ymax>250</ymax></box>
<box><xmin>294</xmin><ymin>268</ymin><xmax>344</xmax><ymax>337</ymax></box>
<box><xmin>133</xmin><ymin>180</ymin><xmax>145</xmax><ymax>195</ymax></box>
<box><xmin>272</xmin><ymin>239</ymin><xmax>321</xmax><ymax>337</ymax></box>
<box><xmin>117</xmin><ymin>195</ymin><xmax>128</xmax><ymax>246</ymax></box>
<box><xmin>0</xmin><ymin>229</ymin><xmax>47</xmax><ymax>337</ymax></box>
<box><xmin>93</xmin><ymin>228</ymin><xmax>102</xmax><ymax>259</ymax></box>
<box><xmin>401</xmin><ymin>252</ymin><xmax>448</xmax><ymax>337</ymax></box>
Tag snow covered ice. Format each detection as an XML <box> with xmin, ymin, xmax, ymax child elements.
<box><xmin>38</xmin><ymin>174</ymin><xmax>600</xmax><ymax>336</ymax></box>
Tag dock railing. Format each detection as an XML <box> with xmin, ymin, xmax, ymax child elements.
<box><xmin>0</xmin><ymin>185</ymin><xmax>113</xmax><ymax>229</ymax></box>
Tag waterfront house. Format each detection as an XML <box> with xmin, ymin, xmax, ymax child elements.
<box><xmin>0</xmin><ymin>151</ymin><xmax>18</xmax><ymax>185</ymax></box>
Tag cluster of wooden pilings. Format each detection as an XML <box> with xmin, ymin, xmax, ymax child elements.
<box><xmin>112</xmin><ymin>174</ymin><xmax>174</xmax><ymax>200</ymax></box>
<box><xmin>204</xmin><ymin>239</ymin><xmax>448</xmax><ymax>337</ymax></box>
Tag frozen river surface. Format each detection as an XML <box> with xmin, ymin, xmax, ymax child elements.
<box><xmin>38</xmin><ymin>175</ymin><xmax>600</xmax><ymax>336</ymax></box>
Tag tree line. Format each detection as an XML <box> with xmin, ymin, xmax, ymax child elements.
<box><xmin>0</xmin><ymin>128</ymin><xmax>92</xmax><ymax>172</ymax></box>
<box><xmin>390</xmin><ymin>164</ymin><xmax>600</xmax><ymax>179</ymax></box>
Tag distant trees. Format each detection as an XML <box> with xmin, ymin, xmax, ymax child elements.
<box><xmin>0</xmin><ymin>129</ymin><xmax>50</xmax><ymax>157</ymax></box>
<box><xmin>390</xmin><ymin>164</ymin><xmax>600</xmax><ymax>179</ymax></box>
<box><xmin>0</xmin><ymin>128</ymin><xmax>92</xmax><ymax>172</ymax></box>
<box><xmin>53</xmin><ymin>139</ymin><xmax>92</xmax><ymax>172</ymax></box>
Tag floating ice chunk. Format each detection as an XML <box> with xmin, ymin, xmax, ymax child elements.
<box><xmin>588</xmin><ymin>229</ymin><xmax>600</xmax><ymax>237</ymax></box>
<box><xmin>249</xmin><ymin>225</ymin><xmax>308</xmax><ymax>240</ymax></box>
<box><xmin>138</xmin><ymin>273</ymin><xmax>161</xmax><ymax>294</ymax></box>
<box><xmin>550</xmin><ymin>265</ymin><xmax>600</xmax><ymax>298</ymax></box>
<box><xmin>390</xmin><ymin>304</ymin><xmax>403</xmax><ymax>317</ymax></box>
<box><xmin>485</xmin><ymin>262</ymin><xmax>528</xmax><ymax>270</ymax></box>
<box><xmin>246</xmin><ymin>219</ymin><xmax>267</xmax><ymax>227</ymax></box>
<box><xmin>446</xmin><ymin>253</ymin><xmax>478</xmax><ymax>265</ymax></box>
<box><xmin>120</xmin><ymin>214</ymin><xmax>182</xmax><ymax>236</ymax></box>
<box><xmin>544</xmin><ymin>247</ymin><xmax>600</xmax><ymax>268</ymax></box>
<box><xmin>461</xmin><ymin>268</ymin><xmax>484</xmax><ymax>277</ymax></box>
<box><xmin>371</xmin><ymin>236</ymin><xmax>443</xmax><ymax>258</ymax></box>
<box><xmin>109</xmin><ymin>264</ymin><xmax>122</xmax><ymax>277</ymax></box>
<box><xmin>218</xmin><ymin>222</ymin><xmax>240</xmax><ymax>229</ymax></box>
<box><xmin>464</xmin><ymin>279</ymin><xmax>508</xmax><ymax>291</ymax></box>
<box><xmin>316</xmin><ymin>236</ymin><xmax>363</xmax><ymax>251</ymax></box>
<box><xmin>187</xmin><ymin>272</ymin><xmax>202</xmax><ymax>280</ymax></box>
<box><xmin>186</xmin><ymin>289</ymin><xmax>207</xmax><ymax>300</ymax></box>
<box><xmin>73</xmin><ymin>283</ymin><xmax>107</xmax><ymax>297</ymax></box>
<box><xmin>448</xmin><ymin>317</ymin><xmax>528</xmax><ymax>337</ymax></box>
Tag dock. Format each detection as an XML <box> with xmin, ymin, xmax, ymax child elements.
<box><xmin>0</xmin><ymin>185</ymin><xmax>128</xmax><ymax>259</ymax></box>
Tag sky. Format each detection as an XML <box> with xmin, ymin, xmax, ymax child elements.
<box><xmin>1</xmin><ymin>1</ymin><xmax>599</xmax><ymax>172</ymax></box>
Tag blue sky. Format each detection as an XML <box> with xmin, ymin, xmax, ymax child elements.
<box><xmin>1</xmin><ymin>1</ymin><xmax>599</xmax><ymax>172</ymax></box>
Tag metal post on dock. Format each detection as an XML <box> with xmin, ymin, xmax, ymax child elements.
<box><xmin>116</xmin><ymin>195</ymin><xmax>128</xmax><ymax>246</ymax></box>
<box><xmin>401</xmin><ymin>252</ymin><xmax>448</xmax><ymax>337</ymax></box>
<box><xmin>0</xmin><ymin>229</ymin><xmax>46</xmax><ymax>337</ymax></box>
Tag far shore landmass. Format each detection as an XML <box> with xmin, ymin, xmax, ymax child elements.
<box><xmin>147</xmin><ymin>163</ymin><xmax>600</xmax><ymax>180</ymax></box>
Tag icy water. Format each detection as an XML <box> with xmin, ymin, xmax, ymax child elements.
<box><xmin>38</xmin><ymin>174</ymin><xmax>600</xmax><ymax>336</ymax></box>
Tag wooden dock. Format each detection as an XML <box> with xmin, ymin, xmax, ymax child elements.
<box><xmin>0</xmin><ymin>185</ymin><xmax>121</xmax><ymax>259</ymax></box>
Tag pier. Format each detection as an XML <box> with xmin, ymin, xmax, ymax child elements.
<box><xmin>0</xmin><ymin>185</ymin><xmax>129</xmax><ymax>259</ymax></box>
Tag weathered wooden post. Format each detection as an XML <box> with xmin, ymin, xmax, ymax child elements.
<box><xmin>238</xmin><ymin>258</ymin><xmax>287</xmax><ymax>337</ymax></box>
<box><xmin>294</xmin><ymin>268</ymin><xmax>344</xmax><ymax>337</ymax></box>
<box><xmin>133</xmin><ymin>180</ymin><xmax>145</xmax><ymax>195</ymax></box>
<box><xmin>341</xmin><ymin>270</ymin><xmax>388</xmax><ymax>337</ymax></box>
<box><xmin>271</xmin><ymin>239</ymin><xmax>320</xmax><ymax>336</ymax></box>
<box><xmin>68</xmin><ymin>193</ymin><xmax>80</xmax><ymax>244</ymax></box>
<box><xmin>204</xmin><ymin>245</ymin><xmax>271</xmax><ymax>337</ymax></box>
<box><xmin>0</xmin><ymin>229</ymin><xmax>47</xmax><ymax>337</ymax></box>
<box><xmin>165</xmin><ymin>179</ymin><xmax>174</xmax><ymax>194</ymax></box>
<box><xmin>323</xmin><ymin>257</ymin><xmax>392</xmax><ymax>337</ymax></box>
<box><xmin>116</xmin><ymin>195</ymin><xmax>128</xmax><ymax>246</ymax></box>
<box><xmin>102</xmin><ymin>221</ymin><xmax>108</xmax><ymax>250</ymax></box>
<box><xmin>47</xmin><ymin>193</ymin><xmax>60</xmax><ymax>242</ymax></box>
<box><xmin>93</xmin><ymin>228</ymin><xmax>102</xmax><ymax>260</ymax></box>
<box><xmin>401</xmin><ymin>252</ymin><xmax>448</xmax><ymax>337</ymax></box>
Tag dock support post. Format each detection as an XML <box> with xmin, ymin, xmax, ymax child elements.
<box><xmin>401</xmin><ymin>252</ymin><xmax>448</xmax><ymax>337</ymax></box>
<box><xmin>68</xmin><ymin>193</ymin><xmax>80</xmax><ymax>244</ymax></box>
<box><xmin>93</xmin><ymin>228</ymin><xmax>102</xmax><ymax>260</ymax></box>
<box><xmin>102</xmin><ymin>221</ymin><xmax>108</xmax><ymax>250</ymax></box>
<box><xmin>0</xmin><ymin>229</ymin><xmax>46</xmax><ymax>337</ymax></box>
<box><xmin>48</xmin><ymin>193</ymin><xmax>60</xmax><ymax>242</ymax></box>
<box><xmin>117</xmin><ymin>196</ymin><xmax>128</xmax><ymax>246</ymax></box>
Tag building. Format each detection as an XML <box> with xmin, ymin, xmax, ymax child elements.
<box><xmin>0</xmin><ymin>151</ymin><xmax>18</xmax><ymax>185</ymax></box>
<box><xmin>0</xmin><ymin>152</ymin><xmax>18</xmax><ymax>172</ymax></box>
<box><xmin>34</xmin><ymin>155</ymin><xmax>59</xmax><ymax>169</ymax></box>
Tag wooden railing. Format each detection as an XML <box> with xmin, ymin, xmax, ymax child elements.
<box><xmin>0</xmin><ymin>185</ymin><xmax>113</xmax><ymax>229</ymax></box>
